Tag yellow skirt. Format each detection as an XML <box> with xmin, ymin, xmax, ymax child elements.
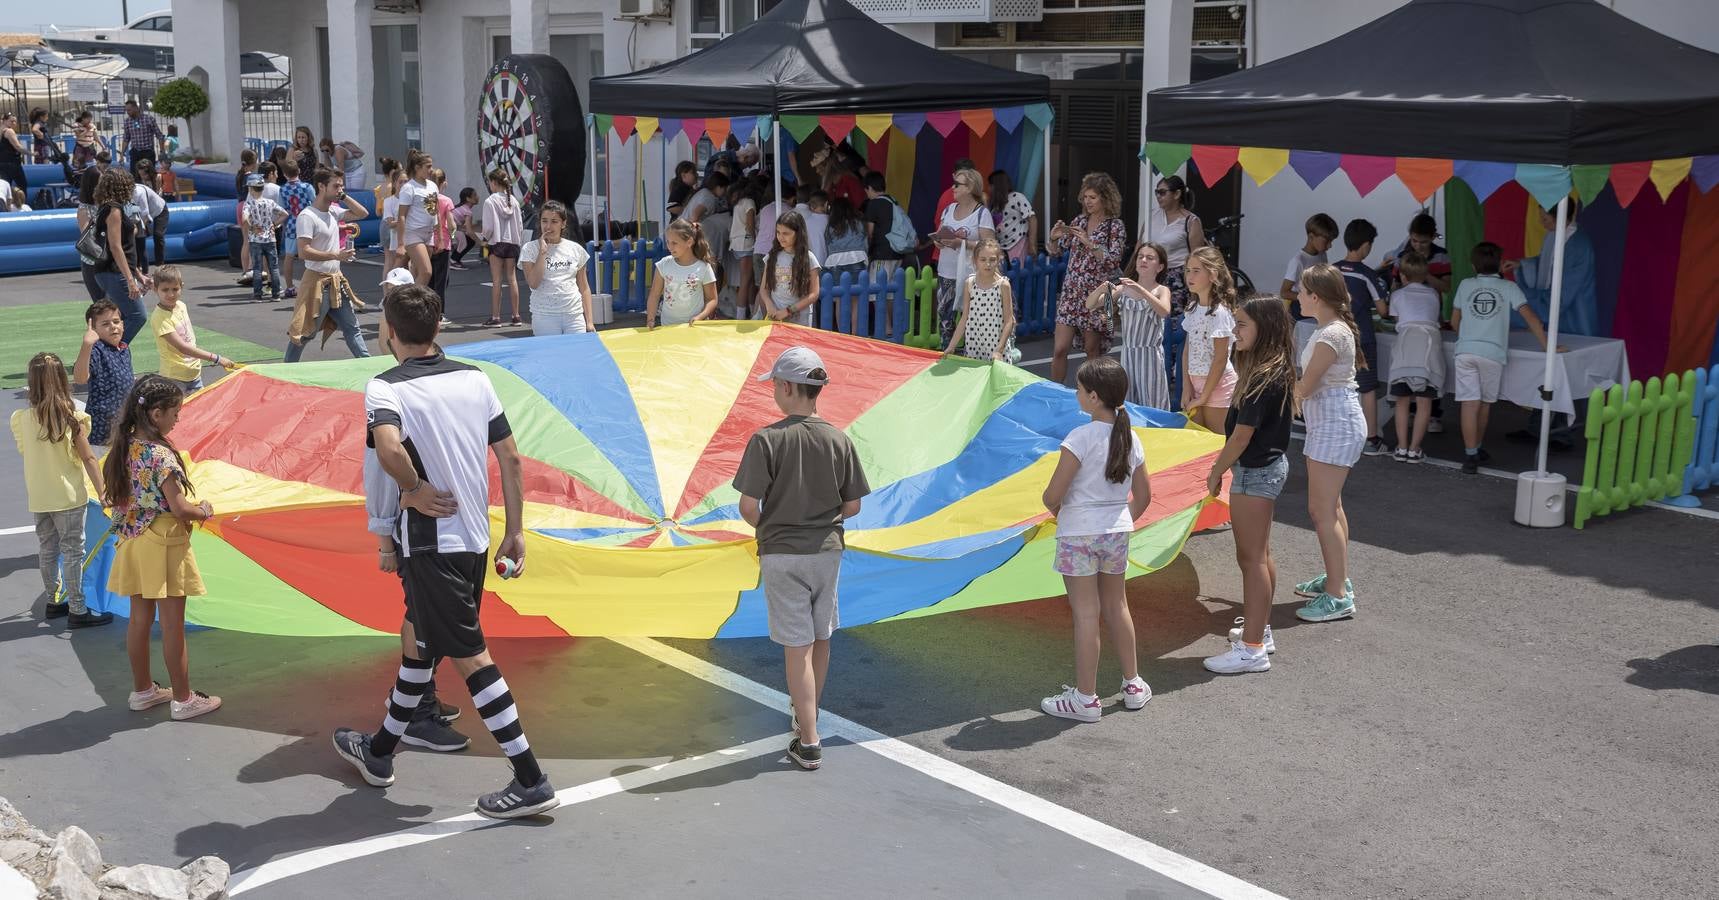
<box><xmin>108</xmin><ymin>515</ymin><xmax>207</xmax><ymax>599</ymax></box>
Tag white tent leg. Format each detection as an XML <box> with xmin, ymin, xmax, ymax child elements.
<box><xmin>660</xmin><ymin>134</ymin><xmax>668</xmax><ymax>227</ymax></box>
<box><xmin>1534</xmin><ymin>197</ymin><xmax>1569</xmax><ymax>476</ymax></box>
<box><xmin>1041</xmin><ymin>125</ymin><xmax>1053</xmax><ymax>247</ymax></box>
<box><xmin>772</xmin><ymin>125</ymin><xmax>783</xmax><ymax>215</ymax></box>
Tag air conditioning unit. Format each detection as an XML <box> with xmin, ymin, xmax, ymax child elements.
<box><xmin>619</xmin><ymin>0</ymin><xmax>673</xmax><ymax>19</ymax></box>
<box><xmin>374</xmin><ymin>0</ymin><xmax>421</xmax><ymax>12</ymax></box>
<box><xmin>849</xmin><ymin>0</ymin><xmax>1041</xmax><ymax>24</ymax></box>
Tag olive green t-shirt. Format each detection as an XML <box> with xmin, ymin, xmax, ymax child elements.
<box><xmin>733</xmin><ymin>415</ymin><xmax>871</xmax><ymax>555</ymax></box>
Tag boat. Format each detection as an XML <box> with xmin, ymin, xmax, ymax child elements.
<box><xmin>43</xmin><ymin>10</ymin><xmax>288</xmax><ymax>79</ymax></box>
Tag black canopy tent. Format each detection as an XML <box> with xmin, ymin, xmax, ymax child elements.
<box><xmin>1146</xmin><ymin>0</ymin><xmax>1719</xmax><ymax>166</ymax></box>
<box><xmin>589</xmin><ymin>0</ymin><xmax>1051</xmax><ymax>222</ymax></box>
<box><xmin>1144</xmin><ymin>0</ymin><xmax>1719</xmax><ymax>519</ymax></box>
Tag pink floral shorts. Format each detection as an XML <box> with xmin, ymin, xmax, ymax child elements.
<box><xmin>1054</xmin><ymin>532</ymin><xmax>1131</xmax><ymax>577</ymax></box>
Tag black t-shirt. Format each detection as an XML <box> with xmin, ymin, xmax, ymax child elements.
<box><xmin>667</xmin><ymin>179</ymin><xmax>694</xmax><ymax>213</ymax></box>
<box><xmin>94</xmin><ymin>201</ymin><xmax>138</xmax><ymax>271</ymax></box>
<box><xmin>1225</xmin><ymin>377</ymin><xmax>1292</xmax><ymax>469</ymax></box>
<box><xmin>865</xmin><ymin>197</ymin><xmax>898</xmax><ymax>261</ymax></box>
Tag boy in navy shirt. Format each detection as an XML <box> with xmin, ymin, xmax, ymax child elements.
<box><xmin>1335</xmin><ymin>219</ymin><xmax>1391</xmax><ymax>456</ymax></box>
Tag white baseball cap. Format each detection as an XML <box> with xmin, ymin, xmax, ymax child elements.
<box><xmin>755</xmin><ymin>347</ymin><xmax>829</xmax><ymax>385</ymax></box>
<box><xmin>381</xmin><ymin>267</ymin><xmax>415</xmax><ymax>287</ymax></box>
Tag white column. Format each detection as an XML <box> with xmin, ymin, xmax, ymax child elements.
<box><xmin>511</xmin><ymin>0</ymin><xmax>549</xmax><ymax>55</ymax></box>
<box><xmin>1140</xmin><ymin>0</ymin><xmax>1195</xmax><ymax>237</ymax></box>
<box><xmin>171</xmin><ymin>0</ymin><xmax>244</xmax><ymax>159</ymax></box>
<box><xmin>326</xmin><ymin>0</ymin><xmax>376</xmax><ymax>166</ymax></box>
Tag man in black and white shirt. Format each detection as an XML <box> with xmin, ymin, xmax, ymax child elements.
<box><xmin>334</xmin><ymin>285</ymin><xmax>557</xmax><ymax>819</ymax></box>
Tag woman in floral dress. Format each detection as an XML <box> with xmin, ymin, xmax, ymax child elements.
<box><xmin>1049</xmin><ymin>172</ymin><xmax>1128</xmax><ymax>385</ymax></box>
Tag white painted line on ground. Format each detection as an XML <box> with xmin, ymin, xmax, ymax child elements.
<box><xmin>0</xmin><ymin>525</ymin><xmax>36</xmax><ymax>536</ymax></box>
<box><xmin>227</xmin><ymin>733</ymin><xmax>789</xmax><ymax>895</ymax></box>
<box><xmin>611</xmin><ymin>636</ymin><xmax>1284</xmax><ymax>900</ymax></box>
<box><xmin>1016</xmin><ymin>347</ymin><xmax>1120</xmax><ymax>368</ymax></box>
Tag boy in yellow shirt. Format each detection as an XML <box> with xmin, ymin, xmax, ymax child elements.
<box><xmin>148</xmin><ymin>266</ymin><xmax>237</xmax><ymax>393</ymax></box>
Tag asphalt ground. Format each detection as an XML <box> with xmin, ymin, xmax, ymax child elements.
<box><xmin>1</xmin><ymin>257</ymin><xmax>1715</xmax><ymax>899</ymax></box>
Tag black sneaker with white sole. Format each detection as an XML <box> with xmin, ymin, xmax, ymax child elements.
<box><xmin>332</xmin><ymin>728</ymin><xmax>395</xmax><ymax>787</ymax></box>
<box><xmin>476</xmin><ymin>774</ymin><xmax>559</xmax><ymax>819</ymax></box>
<box><xmin>401</xmin><ymin>708</ymin><xmax>470</xmax><ymax>752</ymax></box>
<box><xmin>1362</xmin><ymin>437</ymin><xmax>1390</xmax><ymax>457</ymax></box>
<box><xmin>788</xmin><ymin>738</ymin><xmax>822</xmax><ymax>770</ymax></box>
<box><xmin>381</xmin><ymin>692</ymin><xmax>461</xmax><ymax>722</ymax></box>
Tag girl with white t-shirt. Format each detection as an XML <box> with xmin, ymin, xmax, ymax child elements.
<box><xmin>519</xmin><ymin>201</ymin><xmax>594</xmax><ymax>336</ymax></box>
<box><xmin>396</xmin><ymin>149</ymin><xmax>438</xmax><ymax>285</ymax></box>
<box><xmin>1180</xmin><ymin>246</ymin><xmax>1239</xmax><ymax>432</ymax></box>
<box><xmin>1039</xmin><ymin>356</ymin><xmax>1153</xmax><ymax>723</ymax></box>
<box><xmin>648</xmin><ymin>219</ymin><xmax>719</xmax><ymax>327</ymax></box>
<box><xmin>481</xmin><ymin>169</ymin><xmax>525</xmax><ymax>327</ymax></box>
<box><xmin>934</xmin><ymin>169</ymin><xmax>997</xmax><ymax>347</ymax></box>
<box><xmin>1291</xmin><ymin>263</ymin><xmax>1368</xmax><ymax>626</ymax></box>
<box><xmin>758</xmin><ymin>210</ymin><xmax>821</xmax><ymax>326</ymax></box>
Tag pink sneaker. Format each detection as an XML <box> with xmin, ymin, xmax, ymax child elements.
<box><xmin>128</xmin><ymin>682</ymin><xmax>172</xmax><ymax>711</ymax></box>
<box><xmin>170</xmin><ymin>691</ymin><xmax>222</xmax><ymax>721</ymax></box>
<box><xmin>1120</xmin><ymin>676</ymin><xmax>1152</xmax><ymax>710</ymax></box>
<box><xmin>1040</xmin><ymin>686</ymin><xmax>1101</xmax><ymax>723</ymax></box>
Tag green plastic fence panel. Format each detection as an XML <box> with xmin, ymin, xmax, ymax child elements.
<box><xmin>902</xmin><ymin>265</ymin><xmax>941</xmax><ymax>349</ymax></box>
<box><xmin>1574</xmin><ymin>371</ymin><xmax>1699</xmax><ymax>529</ymax></box>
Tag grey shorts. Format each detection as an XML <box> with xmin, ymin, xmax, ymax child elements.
<box><xmin>761</xmin><ymin>551</ymin><xmax>842</xmax><ymax>647</ymax></box>
<box><xmin>1231</xmin><ymin>455</ymin><xmax>1289</xmax><ymax>500</ymax></box>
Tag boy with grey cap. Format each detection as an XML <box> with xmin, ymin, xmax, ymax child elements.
<box><xmin>734</xmin><ymin>347</ymin><xmax>871</xmax><ymax>770</ymax></box>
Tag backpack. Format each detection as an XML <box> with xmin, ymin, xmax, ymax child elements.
<box><xmin>884</xmin><ymin>197</ymin><xmax>917</xmax><ymax>255</ymax></box>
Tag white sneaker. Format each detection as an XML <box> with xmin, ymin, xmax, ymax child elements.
<box><xmin>1119</xmin><ymin>676</ymin><xmax>1151</xmax><ymax>710</ymax></box>
<box><xmin>1204</xmin><ymin>640</ymin><xmax>1271</xmax><ymax>674</ymax></box>
<box><xmin>1227</xmin><ymin>617</ymin><xmax>1276</xmax><ymax>654</ymax></box>
<box><xmin>1040</xmin><ymin>686</ymin><xmax>1101</xmax><ymax>723</ymax></box>
<box><xmin>128</xmin><ymin>682</ymin><xmax>172</xmax><ymax>711</ymax></box>
<box><xmin>170</xmin><ymin>691</ymin><xmax>222</xmax><ymax>721</ymax></box>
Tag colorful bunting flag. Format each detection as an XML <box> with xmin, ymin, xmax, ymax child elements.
<box><xmin>594</xmin><ymin>114</ymin><xmax>613</xmax><ymax>139</ymax></box>
<box><xmin>1649</xmin><ymin>158</ymin><xmax>1694</xmax><ymax>201</ymax></box>
<box><xmin>1236</xmin><ymin>147</ymin><xmax>1289</xmax><ymax>186</ymax></box>
<box><xmin>1024</xmin><ymin>103</ymin><xmax>1055</xmax><ymax>130</ymax></box>
<box><xmin>1288</xmin><ymin>150</ymin><xmax>1342</xmax><ymax>189</ymax></box>
<box><xmin>1337</xmin><ymin>155</ymin><xmax>1395</xmax><ymax>197</ymax></box>
<box><xmin>856</xmin><ymin>114</ymin><xmax>894</xmax><ymax>141</ymax></box>
<box><xmin>1608</xmin><ymin>161</ymin><xmax>1652</xmax><ymax>208</ymax></box>
<box><xmin>660</xmin><ymin>118</ymin><xmax>681</xmax><ymax>143</ymax></box>
<box><xmin>819</xmin><ymin>114</ymin><xmax>857</xmax><ymax>142</ymax></box>
<box><xmin>1395</xmin><ymin>157</ymin><xmax>1453</xmax><ymax>202</ymax></box>
<box><xmin>635</xmin><ymin>116</ymin><xmax>659</xmax><ymax>144</ymax></box>
<box><xmin>1570</xmin><ymin>164</ymin><xmax>1611</xmax><ymax>204</ymax></box>
<box><xmin>925</xmin><ymin>110</ymin><xmax>962</xmax><ymax>138</ymax></box>
<box><xmin>1189</xmin><ymin>145</ymin><xmax>1240</xmax><ymax>188</ymax></box>
<box><xmin>707</xmin><ymin>117</ymin><xmax>732</xmax><ymax>147</ymax></box>
<box><xmin>779</xmin><ymin>115</ymin><xmax>819</xmax><ymax>142</ymax></box>
<box><xmin>682</xmin><ymin>118</ymin><xmax>705</xmax><ymax>143</ymax></box>
<box><xmin>893</xmin><ymin>112</ymin><xmax>927</xmax><ymax>137</ymax></box>
<box><xmin>1513</xmin><ymin>164</ymin><xmax>1573</xmax><ymax>210</ymax></box>
<box><xmin>993</xmin><ymin>106</ymin><xmax>1026</xmax><ymax>133</ymax></box>
<box><xmin>1452</xmin><ymin>160</ymin><xmax>1516</xmax><ymax>203</ymax></box>
<box><xmin>1693</xmin><ymin>155</ymin><xmax>1719</xmax><ymax>193</ymax></box>
<box><xmin>960</xmin><ymin>109</ymin><xmax>995</xmax><ymax>138</ymax></box>
<box><xmin>1144</xmin><ymin>142</ymin><xmax>1192</xmax><ymax>175</ymax></box>
<box><xmin>614</xmin><ymin>115</ymin><xmax>636</xmax><ymax>143</ymax></box>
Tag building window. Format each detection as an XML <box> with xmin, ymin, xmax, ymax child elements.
<box><xmin>690</xmin><ymin>0</ymin><xmax>782</xmax><ymax>42</ymax></box>
<box><xmin>372</xmin><ymin>24</ymin><xmax>422</xmax><ymax>163</ymax></box>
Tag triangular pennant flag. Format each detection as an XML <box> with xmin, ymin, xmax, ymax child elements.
<box><xmin>1394</xmin><ymin>157</ymin><xmax>1452</xmax><ymax>202</ymax></box>
<box><xmin>1339</xmin><ymin>154</ymin><xmax>1396</xmax><ymax>197</ymax></box>
<box><xmin>659</xmin><ymin>118</ymin><xmax>681</xmax><ymax>143</ymax></box>
<box><xmin>1649</xmin><ymin>157</ymin><xmax>1693</xmax><ymax>201</ymax></box>
<box><xmin>1236</xmin><ymin>147</ymin><xmax>1290</xmax><ymax>186</ymax></box>
<box><xmin>1024</xmin><ymin>102</ymin><xmax>1055</xmax><ymax>129</ymax></box>
<box><xmin>1693</xmin><ymin>155</ymin><xmax>1719</xmax><ymax>193</ymax></box>
<box><xmin>959</xmin><ymin>108</ymin><xmax>995</xmax><ymax>137</ymax></box>
<box><xmin>584</xmin><ymin>113</ymin><xmax>594</xmax><ymax>129</ymax></box>
<box><xmin>594</xmin><ymin>114</ymin><xmax>613</xmax><ymax>138</ymax></box>
<box><xmin>680</xmin><ymin>118</ymin><xmax>705</xmax><ymax>142</ymax></box>
<box><xmin>1452</xmin><ymin>160</ymin><xmax>1515</xmax><ymax>202</ymax></box>
<box><xmin>613</xmin><ymin>115</ymin><xmax>636</xmax><ymax>143</ymax></box>
<box><xmin>1514</xmin><ymin>164</ymin><xmax>1573</xmax><ymax>210</ymax></box>
<box><xmin>1570</xmin><ymin>164</ymin><xmax>1611</xmax><ymax>204</ymax></box>
<box><xmin>1189</xmin><ymin>145</ymin><xmax>1240</xmax><ymax>188</ymax></box>
<box><xmin>818</xmin><ymin>113</ymin><xmax>856</xmax><ymax>142</ymax></box>
<box><xmin>706</xmin><ymin>117</ymin><xmax>732</xmax><ymax>148</ymax></box>
<box><xmin>754</xmin><ymin>116</ymin><xmax>773</xmax><ymax>140</ymax></box>
<box><xmin>1288</xmin><ymin>149</ymin><xmax>1341</xmax><ymax>189</ymax></box>
<box><xmin>993</xmin><ymin>106</ymin><xmax>1025</xmax><ymax>133</ymax></box>
<box><xmin>925</xmin><ymin>110</ymin><xmax>962</xmax><ymax>137</ymax></box>
<box><xmin>634</xmin><ymin>116</ymin><xmax>660</xmax><ymax>144</ymax></box>
<box><xmin>779</xmin><ymin>115</ymin><xmax>818</xmax><ymax>141</ymax></box>
<box><xmin>1607</xmin><ymin>160</ymin><xmax>1651</xmax><ymax>207</ymax></box>
<box><xmin>893</xmin><ymin>111</ymin><xmax>927</xmax><ymax>137</ymax></box>
<box><xmin>855</xmin><ymin>113</ymin><xmax>894</xmax><ymax>141</ymax></box>
<box><xmin>1143</xmin><ymin>142</ymin><xmax>1191</xmax><ymax>175</ymax></box>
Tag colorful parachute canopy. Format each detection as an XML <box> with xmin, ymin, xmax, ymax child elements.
<box><xmin>80</xmin><ymin>323</ymin><xmax>1228</xmax><ymax>638</ymax></box>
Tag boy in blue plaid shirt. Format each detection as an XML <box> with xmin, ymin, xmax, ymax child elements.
<box><xmin>279</xmin><ymin>160</ymin><xmax>316</xmax><ymax>300</ymax></box>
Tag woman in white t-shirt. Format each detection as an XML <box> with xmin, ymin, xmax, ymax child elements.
<box><xmin>396</xmin><ymin>149</ymin><xmax>439</xmax><ymax>285</ymax></box>
<box><xmin>647</xmin><ymin>219</ymin><xmax>719</xmax><ymax>327</ymax></box>
<box><xmin>1038</xmin><ymin>356</ymin><xmax>1152</xmax><ymax>723</ymax></box>
<box><xmin>519</xmin><ymin>201</ymin><xmax>594</xmax><ymax>336</ymax></box>
<box><xmin>934</xmin><ymin>168</ymin><xmax>996</xmax><ymax>347</ymax></box>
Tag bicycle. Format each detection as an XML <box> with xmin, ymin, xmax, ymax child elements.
<box><xmin>1203</xmin><ymin>213</ymin><xmax>1256</xmax><ymax>296</ymax></box>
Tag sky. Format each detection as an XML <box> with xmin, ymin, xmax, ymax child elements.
<box><xmin>3</xmin><ymin>0</ymin><xmax>141</xmax><ymax>32</ymax></box>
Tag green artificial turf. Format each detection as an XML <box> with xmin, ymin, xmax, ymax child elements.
<box><xmin>0</xmin><ymin>301</ymin><xmax>280</xmax><ymax>389</ymax></box>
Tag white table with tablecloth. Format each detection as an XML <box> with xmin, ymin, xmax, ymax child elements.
<box><xmin>1293</xmin><ymin>321</ymin><xmax>1630</xmax><ymax>416</ymax></box>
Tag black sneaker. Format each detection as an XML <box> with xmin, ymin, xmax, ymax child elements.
<box><xmin>1461</xmin><ymin>457</ymin><xmax>1479</xmax><ymax>475</ymax></box>
<box><xmin>68</xmin><ymin>610</ymin><xmax>115</xmax><ymax>628</ymax></box>
<box><xmin>401</xmin><ymin>708</ymin><xmax>470</xmax><ymax>752</ymax></box>
<box><xmin>476</xmin><ymin>774</ymin><xmax>559</xmax><ymax>819</ymax></box>
<box><xmin>381</xmin><ymin>693</ymin><xmax>460</xmax><ymax>722</ymax></box>
<box><xmin>332</xmin><ymin>728</ymin><xmax>395</xmax><ymax>786</ymax></box>
<box><xmin>44</xmin><ymin>602</ymin><xmax>69</xmax><ymax>619</ymax></box>
<box><xmin>788</xmin><ymin>738</ymin><xmax>822</xmax><ymax>770</ymax></box>
<box><xmin>1475</xmin><ymin>447</ymin><xmax>1492</xmax><ymax>463</ymax></box>
<box><xmin>1362</xmin><ymin>437</ymin><xmax>1389</xmax><ymax>457</ymax></box>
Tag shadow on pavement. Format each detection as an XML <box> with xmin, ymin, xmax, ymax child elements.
<box><xmin>1625</xmin><ymin>643</ymin><xmax>1719</xmax><ymax>694</ymax></box>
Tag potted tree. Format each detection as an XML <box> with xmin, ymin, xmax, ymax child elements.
<box><xmin>150</xmin><ymin>78</ymin><xmax>210</xmax><ymax>161</ymax></box>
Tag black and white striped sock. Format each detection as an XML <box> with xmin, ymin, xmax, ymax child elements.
<box><xmin>370</xmin><ymin>656</ymin><xmax>432</xmax><ymax>756</ymax></box>
<box><xmin>466</xmin><ymin>664</ymin><xmax>543</xmax><ymax>786</ymax></box>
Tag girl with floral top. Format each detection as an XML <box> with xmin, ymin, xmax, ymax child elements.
<box><xmin>101</xmin><ymin>375</ymin><xmax>221</xmax><ymax>721</ymax></box>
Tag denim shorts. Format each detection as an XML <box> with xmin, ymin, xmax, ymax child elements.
<box><xmin>1230</xmin><ymin>455</ymin><xmax>1289</xmax><ymax>500</ymax></box>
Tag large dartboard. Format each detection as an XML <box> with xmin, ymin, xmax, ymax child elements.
<box><xmin>477</xmin><ymin>54</ymin><xmax>585</xmax><ymax>232</ymax></box>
